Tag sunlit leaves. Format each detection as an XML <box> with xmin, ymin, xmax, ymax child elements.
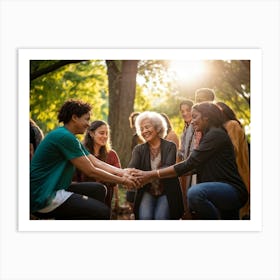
<box><xmin>135</xmin><ymin>59</ymin><xmax>251</xmax><ymax>139</ymax></box>
<box><xmin>30</xmin><ymin>60</ymin><xmax>108</xmax><ymax>135</ymax></box>
<box><xmin>30</xmin><ymin>59</ymin><xmax>251</xmax><ymax>143</ymax></box>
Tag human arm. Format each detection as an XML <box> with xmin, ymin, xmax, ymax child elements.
<box><xmin>88</xmin><ymin>154</ymin><xmax>123</xmax><ymax>175</ymax></box>
<box><xmin>103</xmin><ymin>150</ymin><xmax>122</xmax><ymax>187</ymax></box>
<box><xmin>106</xmin><ymin>150</ymin><xmax>121</xmax><ymax>207</ymax></box>
<box><xmin>70</xmin><ymin>155</ymin><xmax>138</xmax><ymax>188</ymax></box>
<box><xmin>136</xmin><ymin>128</ymin><xmax>227</xmax><ymax>184</ymax></box>
<box><xmin>134</xmin><ymin>165</ymin><xmax>178</xmax><ymax>185</ymax></box>
<box><xmin>130</xmin><ymin>142</ymin><xmax>178</xmax><ymax>184</ymax></box>
<box><xmin>87</xmin><ymin>153</ymin><xmax>137</xmax><ymax>180</ymax></box>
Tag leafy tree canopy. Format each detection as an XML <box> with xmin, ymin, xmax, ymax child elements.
<box><xmin>30</xmin><ymin>60</ymin><xmax>108</xmax><ymax>136</ymax></box>
<box><xmin>30</xmin><ymin>59</ymin><xmax>251</xmax><ymax>142</ymax></box>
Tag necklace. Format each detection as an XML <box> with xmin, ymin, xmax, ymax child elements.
<box><xmin>150</xmin><ymin>145</ymin><xmax>161</xmax><ymax>160</ymax></box>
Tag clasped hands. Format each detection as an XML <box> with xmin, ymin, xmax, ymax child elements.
<box><xmin>121</xmin><ymin>168</ymin><xmax>154</xmax><ymax>189</ymax></box>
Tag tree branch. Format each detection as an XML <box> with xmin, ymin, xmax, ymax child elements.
<box><xmin>30</xmin><ymin>60</ymin><xmax>87</xmax><ymax>81</ymax></box>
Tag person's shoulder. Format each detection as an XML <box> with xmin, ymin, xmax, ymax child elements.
<box><xmin>133</xmin><ymin>142</ymin><xmax>148</xmax><ymax>152</ymax></box>
<box><xmin>167</xmin><ymin>130</ymin><xmax>179</xmax><ymax>139</ymax></box>
<box><xmin>162</xmin><ymin>138</ymin><xmax>176</xmax><ymax>148</ymax></box>
<box><xmin>108</xmin><ymin>149</ymin><xmax>119</xmax><ymax>156</ymax></box>
<box><xmin>207</xmin><ymin>127</ymin><xmax>228</xmax><ymax>138</ymax></box>
<box><xmin>202</xmin><ymin>128</ymin><xmax>229</xmax><ymax>148</ymax></box>
<box><xmin>171</xmin><ymin>130</ymin><xmax>178</xmax><ymax>136</ymax></box>
<box><xmin>225</xmin><ymin>120</ymin><xmax>240</xmax><ymax>128</ymax></box>
<box><xmin>47</xmin><ymin>127</ymin><xmax>75</xmax><ymax>141</ymax></box>
<box><xmin>225</xmin><ymin>120</ymin><xmax>243</xmax><ymax>133</ymax></box>
<box><xmin>54</xmin><ymin>126</ymin><xmax>72</xmax><ymax>136</ymax></box>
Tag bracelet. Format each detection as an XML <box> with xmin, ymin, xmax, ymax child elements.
<box><xmin>156</xmin><ymin>169</ymin><xmax>161</xmax><ymax>178</ymax></box>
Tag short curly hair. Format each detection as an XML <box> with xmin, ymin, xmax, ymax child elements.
<box><xmin>58</xmin><ymin>99</ymin><xmax>92</xmax><ymax>124</ymax></box>
<box><xmin>135</xmin><ymin>111</ymin><xmax>167</xmax><ymax>141</ymax></box>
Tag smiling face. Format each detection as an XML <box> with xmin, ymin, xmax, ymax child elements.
<box><xmin>73</xmin><ymin>112</ymin><xmax>91</xmax><ymax>134</ymax></box>
<box><xmin>180</xmin><ymin>103</ymin><xmax>192</xmax><ymax>124</ymax></box>
<box><xmin>139</xmin><ymin>118</ymin><xmax>159</xmax><ymax>143</ymax></box>
<box><xmin>191</xmin><ymin>108</ymin><xmax>208</xmax><ymax>132</ymax></box>
<box><xmin>90</xmin><ymin>124</ymin><xmax>109</xmax><ymax>147</ymax></box>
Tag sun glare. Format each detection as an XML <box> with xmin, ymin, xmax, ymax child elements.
<box><xmin>169</xmin><ymin>60</ymin><xmax>206</xmax><ymax>83</ymax></box>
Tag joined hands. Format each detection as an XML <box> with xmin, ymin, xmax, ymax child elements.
<box><xmin>121</xmin><ymin>168</ymin><xmax>156</xmax><ymax>189</ymax></box>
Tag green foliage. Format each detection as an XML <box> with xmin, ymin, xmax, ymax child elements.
<box><xmin>137</xmin><ymin>60</ymin><xmax>251</xmax><ymax>139</ymax></box>
<box><xmin>133</xmin><ymin>84</ymin><xmax>151</xmax><ymax>112</ymax></box>
<box><xmin>30</xmin><ymin>60</ymin><xmax>108</xmax><ymax>135</ymax></box>
<box><xmin>30</xmin><ymin>59</ymin><xmax>251</xmax><ymax>143</ymax></box>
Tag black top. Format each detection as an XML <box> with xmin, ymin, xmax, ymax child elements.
<box><xmin>30</xmin><ymin>123</ymin><xmax>37</xmax><ymax>149</ymax></box>
<box><xmin>128</xmin><ymin>138</ymin><xmax>184</xmax><ymax>219</ymax></box>
<box><xmin>174</xmin><ymin>127</ymin><xmax>248</xmax><ymax>205</ymax></box>
<box><xmin>30</xmin><ymin>121</ymin><xmax>44</xmax><ymax>151</ymax></box>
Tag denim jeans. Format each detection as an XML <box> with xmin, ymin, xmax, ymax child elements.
<box><xmin>187</xmin><ymin>182</ymin><xmax>242</xmax><ymax>220</ymax></box>
<box><xmin>139</xmin><ymin>191</ymin><xmax>170</xmax><ymax>220</ymax></box>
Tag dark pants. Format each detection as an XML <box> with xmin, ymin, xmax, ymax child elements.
<box><xmin>33</xmin><ymin>182</ymin><xmax>110</xmax><ymax>220</ymax></box>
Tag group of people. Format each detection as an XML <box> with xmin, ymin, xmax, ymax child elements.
<box><xmin>30</xmin><ymin>87</ymin><xmax>250</xmax><ymax>220</ymax></box>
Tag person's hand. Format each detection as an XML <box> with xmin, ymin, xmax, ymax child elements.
<box><xmin>130</xmin><ymin>169</ymin><xmax>156</xmax><ymax>186</ymax></box>
<box><xmin>123</xmin><ymin>168</ymin><xmax>139</xmax><ymax>177</ymax></box>
<box><xmin>121</xmin><ymin>168</ymin><xmax>158</xmax><ymax>188</ymax></box>
<box><xmin>120</xmin><ymin>169</ymin><xmax>143</xmax><ymax>188</ymax></box>
<box><xmin>121</xmin><ymin>175</ymin><xmax>141</xmax><ymax>189</ymax></box>
<box><xmin>122</xmin><ymin>168</ymin><xmax>143</xmax><ymax>188</ymax></box>
<box><xmin>141</xmin><ymin>170</ymin><xmax>155</xmax><ymax>185</ymax></box>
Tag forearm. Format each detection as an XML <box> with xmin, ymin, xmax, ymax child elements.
<box><xmin>173</xmin><ymin>160</ymin><xmax>192</xmax><ymax>177</ymax></box>
<box><xmin>71</xmin><ymin>155</ymin><xmax>139</xmax><ymax>188</ymax></box>
<box><xmin>156</xmin><ymin>165</ymin><xmax>177</xmax><ymax>178</ymax></box>
<box><xmin>88</xmin><ymin>166</ymin><xmax>125</xmax><ymax>185</ymax></box>
<box><xmin>138</xmin><ymin>165</ymin><xmax>177</xmax><ymax>185</ymax></box>
<box><xmin>88</xmin><ymin>154</ymin><xmax>124</xmax><ymax>176</ymax></box>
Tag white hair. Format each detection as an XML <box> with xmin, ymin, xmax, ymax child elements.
<box><xmin>135</xmin><ymin>111</ymin><xmax>168</xmax><ymax>141</ymax></box>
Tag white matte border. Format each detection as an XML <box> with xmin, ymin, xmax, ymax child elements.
<box><xmin>18</xmin><ymin>48</ymin><xmax>262</xmax><ymax>232</ymax></box>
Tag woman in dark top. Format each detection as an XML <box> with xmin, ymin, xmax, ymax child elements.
<box><xmin>135</xmin><ymin>103</ymin><xmax>248</xmax><ymax>220</ymax></box>
<box><xmin>128</xmin><ymin>111</ymin><xmax>184</xmax><ymax>220</ymax></box>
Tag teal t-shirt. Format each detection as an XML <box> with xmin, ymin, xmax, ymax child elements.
<box><xmin>30</xmin><ymin>126</ymin><xmax>90</xmax><ymax>212</ymax></box>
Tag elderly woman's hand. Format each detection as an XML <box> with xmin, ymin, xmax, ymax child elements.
<box><xmin>131</xmin><ymin>169</ymin><xmax>158</xmax><ymax>186</ymax></box>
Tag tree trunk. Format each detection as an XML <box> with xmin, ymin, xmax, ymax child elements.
<box><xmin>106</xmin><ymin>60</ymin><xmax>139</xmax><ymax>167</ymax></box>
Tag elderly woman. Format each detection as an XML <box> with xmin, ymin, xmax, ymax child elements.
<box><xmin>136</xmin><ymin>103</ymin><xmax>248</xmax><ymax>220</ymax></box>
<box><xmin>128</xmin><ymin>111</ymin><xmax>184</xmax><ymax>220</ymax></box>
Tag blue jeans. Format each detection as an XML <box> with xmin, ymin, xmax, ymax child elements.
<box><xmin>187</xmin><ymin>182</ymin><xmax>242</xmax><ymax>220</ymax></box>
<box><xmin>139</xmin><ymin>192</ymin><xmax>170</xmax><ymax>220</ymax></box>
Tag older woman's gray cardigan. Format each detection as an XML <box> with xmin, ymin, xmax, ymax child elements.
<box><xmin>128</xmin><ymin>138</ymin><xmax>184</xmax><ymax>219</ymax></box>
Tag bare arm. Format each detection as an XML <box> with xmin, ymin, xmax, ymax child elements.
<box><xmin>87</xmin><ymin>154</ymin><xmax>125</xmax><ymax>176</ymax></box>
<box><xmin>70</xmin><ymin>155</ymin><xmax>137</xmax><ymax>188</ymax></box>
<box><xmin>135</xmin><ymin>165</ymin><xmax>178</xmax><ymax>185</ymax></box>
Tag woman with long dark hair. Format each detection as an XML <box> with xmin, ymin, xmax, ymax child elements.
<box><xmin>135</xmin><ymin>103</ymin><xmax>248</xmax><ymax>220</ymax></box>
<box><xmin>74</xmin><ymin>120</ymin><xmax>121</xmax><ymax>210</ymax></box>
